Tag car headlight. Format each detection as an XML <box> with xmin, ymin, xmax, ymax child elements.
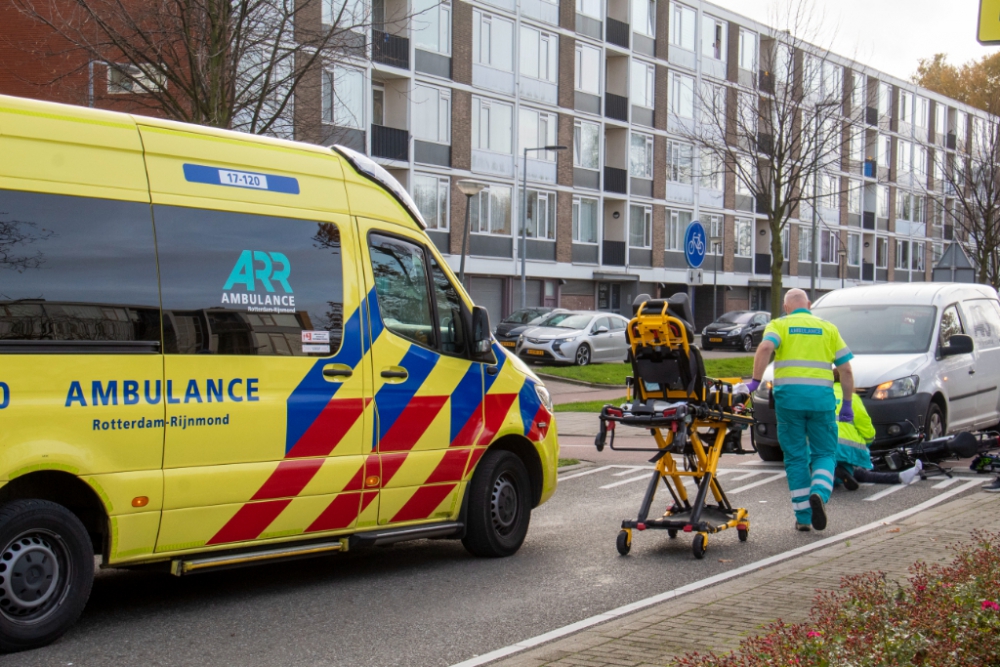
<box><xmin>872</xmin><ymin>375</ymin><xmax>919</xmax><ymax>400</ymax></box>
<box><xmin>552</xmin><ymin>336</ymin><xmax>577</xmax><ymax>350</ymax></box>
<box><xmin>702</xmin><ymin>327</ymin><xmax>708</xmax><ymax>336</ymax></box>
<box><xmin>728</xmin><ymin>329</ymin><xmax>741</xmax><ymax>336</ymax></box>
<box><xmin>754</xmin><ymin>380</ymin><xmax>772</xmax><ymax>400</ymax></box>
<box><xmin>493</xmin><ymin>326</ymin><xmax>498</xmax><ymax>335</ymax></box>
<box><xmin>518</xmin><ymin>335</ymin><xmax>524</xmax><ymax>343</ymax></box>
<box><xmin>535</xmin><ymin>384</ymin><xmax>553</xmax><ymax>412</ymax></box>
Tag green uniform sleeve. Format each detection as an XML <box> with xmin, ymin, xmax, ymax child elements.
<box><xmin>852</xmin><ymin>393</ymin><xmax>875</xmax><ymax>443</ymax></box>
<box><xmin>833</xmin><ymin>330</ymin><xmax>853</xmax><ymax>366</ymax></box>
<box><xmin>762</xmin><ymin>321</ymin><xmax>781</xmax><ymax>348</ymax></box>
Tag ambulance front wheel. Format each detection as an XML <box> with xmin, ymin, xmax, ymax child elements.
<box><xmin>462</xmin><ymin>450</ymin><xmax>532</xmax><ymax>558</ymax></box>
<box><xmin>0</xmin><ymin>499</ymin><xmax>94</xmax><ymax>653</ymax></box>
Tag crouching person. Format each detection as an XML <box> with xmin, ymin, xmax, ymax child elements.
<box><xmin>832</xmin><ymin>367</ymin><xmax>923</xmax><ymax>490</ymax></box>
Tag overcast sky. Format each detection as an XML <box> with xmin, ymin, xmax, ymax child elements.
<box><xmin>710</xmin><ymin>0</ymin><xmax>1000</xmax><ymax>82</ymax></box>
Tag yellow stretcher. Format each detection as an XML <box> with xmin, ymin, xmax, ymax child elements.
<box><xmin>594</xmin><ymin>293</ymin><xmax>756</xmax><ymax>559</ymax></box>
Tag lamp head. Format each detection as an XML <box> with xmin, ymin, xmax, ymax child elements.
<box><xmin>457</xmin><ymin>179</ymin><xmax>487</xmax><ymax>197</ymax></box>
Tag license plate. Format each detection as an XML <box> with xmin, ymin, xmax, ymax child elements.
<box><xmin>500</xmin><ymin>341</ymin><xmax>516</xmax><ymax>348</ymax></box>
<box><xmin>710</xmin><ymin>337</ymin><xmax>723</xmax><ymax>343</ymax></box>
<box><xmin>527</xmin><ymin>349</ymin><xmax>545</xmax><ymax>356</ymax></box>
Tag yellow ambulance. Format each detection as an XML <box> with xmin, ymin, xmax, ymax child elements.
<box><xmin>0</xmin><ymin>94</ymin><xmax>559</xmax><ymax>651</ymax></box>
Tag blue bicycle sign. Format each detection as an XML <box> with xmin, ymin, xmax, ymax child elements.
<box><xmin>684</xmin><ymin>220</ymin><xmax>707</xmax><ymax>268</ymax></box>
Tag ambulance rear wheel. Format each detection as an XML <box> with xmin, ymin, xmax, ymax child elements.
<box><xmin>0</xmin><ymin>499</ymin><xmax>94</xmax><ymax>653</ymax></box>
<box><xmin>462</xmin><ymin>450</ymin><xmax>531</xmax><ymax>558</ymax></box>
<box><xmin>692</xmin><ymin>533</ymin><xmax>707</xmax><ymax>559</ymax></box>
<box><xmin>616</xmin><ymin>531</ymin><xmax>631</xmax><ymax>555</ymax></box>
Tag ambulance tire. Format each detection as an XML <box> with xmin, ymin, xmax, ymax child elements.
<box><xmin>462</xmin><ymin>450</ymin><xmax>532</xmax><ymax>558</ymax></box>
<box><xmin>756</xmin><ymin>442</ymin><xmax>784</xmax><ymax>462</ymax></box>
<box><xmin>0</xmin><ymin>499</ymin><xmax>94</xmax><ymax>653</ymax></box>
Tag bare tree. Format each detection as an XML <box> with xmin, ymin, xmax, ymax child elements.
<box><xmin>681</xmin><ymin>0</ymin><xmax>860</xmax><ymax>316</ymax></box>
<box><xmin>12</xmin><ymin>0</ymin><xmax>380</xmax><ymax>136</ymax></box>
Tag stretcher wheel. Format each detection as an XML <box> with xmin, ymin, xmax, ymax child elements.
<box><xmin>667</xmin><ymin>529</ymin><xmax>677</xmax><ymax>539</ymax></box>
<box><xmin>692</xmin><ymin>533</ymin><xmax>707</xmax><ymax>559</ymax></box>
<box><xmin>616</xmin><ymin>530</ymin><xmax>631</xmax><ymax>556</ymax></box>
<box><xmin>738</xmin><ymin>526</ymin><xmax>749</xmax><ymax>542</ymax></box>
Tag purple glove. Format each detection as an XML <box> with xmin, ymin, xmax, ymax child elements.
<box><xmin>746</xmin><ymin>379</ymin><xmax>761</xmax><ymax>394</ymax></box>
<box><xmin>839</xmin><ymin>402</ymin><xmax>854</xmax><ymax>423</ymax></box>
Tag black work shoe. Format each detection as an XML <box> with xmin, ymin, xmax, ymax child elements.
<box><xmin>795</xmin><ymin>521</ymin><xmax>811</xmax><ymax>532</ymax></box>
<box><xmin>834</xmin><ymin>465</ymin><xmax>859</xmax><ymax>491</ymax></box>
<box><xmin>809</xmin><ymin>494</ymin><xmax>827</xmax><ymax>531</ymax></box>
<box><xmin>983</xmin><ymin>477</ymin><xmax>1000</xmax><ymax>493</ymax></box>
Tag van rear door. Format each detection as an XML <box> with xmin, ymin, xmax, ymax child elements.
<box><xmin>959</xmin><ymin>298</ymin><xmax>1000</xmax><ymax>427</ymax></box>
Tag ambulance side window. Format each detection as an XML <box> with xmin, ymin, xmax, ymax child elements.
<box><xmin>154</xmin><ymin>205</ymin><xmax>344</xmax><ymax>356</ymax></box>
<box><xmin>430</xmin><ymin>257</ymin><xmax>467</xmax><ymax>356</ymax></box>
<box><xmin>368</xmin><ymin>234</ymin><xmax>436</xmax><ymax>349</ymax></box>
<box><xmin>0</xmin><ymin>189</ymin><xmax>161</xmax><ymax>351</ymax></box>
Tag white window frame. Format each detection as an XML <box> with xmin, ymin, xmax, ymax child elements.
<box><xmin>699</xmin><ymin>149</ymin><xmax>723</xmax><ymax>191</ymax></box>
<box><xmin>412</xmin><ymin>84</ymin><xmax>451</xmax><ymax>145</ymax></box>
<box><xmin>876</xmin><ymin>236</ymin><xmax>888</xmax><ymax>268</ymax></box>
<box><xmin>738</xmin><ymin>28</ymin><xmax>757</xmax><ymax>72</ymax></box>
<box><xmin>798</xmin><ymin>224</ymin><xmax>813</xmax><ymax>263</ymax></box>
<box><xmin>899</xmin><ymin>90</ymin><xmax>913</xmax><ymax>123</ymax></box>
<box><xmin>911</xmin><ymin>240</ymin><xmax>925</xmax><ymax>271</ymax></box>
<box><xmin>666</xmin><ymin>140</ymin><xmax>693</xmax><ymax>184</ymax></box>
<box><xmin>520</xmin><ymin>25</ymin><xmax>558</xmax><ymax>83</ymax></box>
<box><xmin>574</xmin><ymin>43</ymin><xmax>602</xmax><ymax>96</ymax></box>
<box><xmin>668</xmin><ymin>71</ymin><xmax>694</xmax><ymax>119</ymax></box>
<box><xmin>851</xmin><ymin>73</ymin><xmax>866</xmax><ymax>113</ymax></box>
<box><xmin>915</xmin><ymin>97</ymin><xmax>929</xmax><ymax>129</ymax></box>
<box><xmin>522</xmin><ymin>189</ymin><xmax>557</xmax><ymax>240</ymax></box>
<box><xmin>629</xmin><ymin>204</ymin><xmax>652</xmax><ymax>248</ymax></box>
<box><xmin>472</xmin><ymin>97</ymin><xmax>513</xmax><ymax>154</ymax></box>
<box><xmin>848</xmin><ymin>232</ymin><xmax>861</xmax><ymax>266</ymax></box>
<box><xmin>735</xmin><ymin>218</ymin><xmax>753</xmax><ymax>257</ymax></box>
<box><xmin>573</xmin><ymin>119</ymin><xmax>601</xmax><ymax>170</ymax></box>
<box><xmin>666</xmin><ymin>209</ymin><xmax>692</xmax><ymax>251</ymax></box>
<box><xmin>701</xmin><ymin>15</ymin><xmax>726</xmax><ymax>61</ymax></box>
<box><xmin>935</xmin><ymin>105</ymin><xmax>947</xmax><ymax>137</ymax></box>
<box><xmin>322</xmin><ymin>0</ymin><xmax>367</xmax><ymax>28</ymax></box>
<box><xmin>895</xmin><ymin>239</ymin><xmax>909</xmax><ymax>270</ymax></box>
<box><xmin>631</xmin><ymin>60</ymin><xmax>655</xmax><ymax>109</ymax></box>
<box><xmin>412</xmin><ymin>173</ymin><xmax>450</xmax><ymax>231</ymax></box>
<box><xmin>633</xmin><ymin>0</ymin><xmax>656</xmax><ymax>38</ymax></box>
<box><xmin>847</xmin><ymin>180</ymin><xmax>861</xmax><ymax>214</ymax></box>
<box><xmin>576</xmin><ymin>0</ymin><xmax>602</xmax><ymax>20</ymax></box>
<box><xmin>519</xmin><ymin>107</ymin><xmax>558</xmax><ymax>162</ymax></box>
<box><xmin>323</xmin><ymin>66</ymin><xmax>365</xmax><ymax>129</ymax></box>
<box><xmin>630</xmin><ymin>132</ymin><xmax>654</xmax><ymax>179</ymax></box>
<box><xmin>705</xmin><ymin>214</ymin><xmax>723</xmax><ymax>254</ymax></box>
<box><xmin>877</xmin><ymin>185</ymin><xmax>889</xmax><ymax>218</ymax></box>
<box><xmin>878</xmin><ymin>82</ymin><xmax>892</xmax><ymax>116</ymax></box>
<box><xmin>473</xmin><ymin>10</ymin><xmax>514</xmax><ymax>73</ymax></box>
<box><xmin>411</xmin><ymin>0</ymin><xmax>451</xmax><ymax>55</ymax></box>
<box><xmin>470</xmin><ymin>184</ymin><xmax>513</xmax><ymax>236</ymax></box>
<box><xmin>572</xmin><ymin>196</ymin><xmax>599</xmax><ymax>244</ymax></box>
<box><xmin>669</xmin><ymin>2</ymin><xmax>696</xmax><ymax>51</ymax></box>
<box><xmin>107</xmin><ymin>63</ymin><xmax>164</xmax><ymax>94</ymax></box>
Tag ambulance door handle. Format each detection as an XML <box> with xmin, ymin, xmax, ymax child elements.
<box><xmin>381</xmin><ymin>368</ymin><xmax>409</xmax><ymax>380</ymax></box>
<box><xmin>323</xmin><ymin>364</ymin><xmax>353</xmax><ymax>381</ymax></box>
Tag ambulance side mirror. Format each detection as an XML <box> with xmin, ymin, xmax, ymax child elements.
<box><xmin>471</xmin><ymin>306</ymin><xmax>492</xmax><ymax>356</ymax></box>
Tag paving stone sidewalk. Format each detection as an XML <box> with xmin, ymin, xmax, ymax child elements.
<box><xmin>491</xmin><ymin>491</ymin><xmax>1000</xmax><ymax>667</ymax></box>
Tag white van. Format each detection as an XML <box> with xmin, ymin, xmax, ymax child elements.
<box><xmin>753</xmin><ymin>283</ymin><xmax>1000</xmax><ymax>460</ymax></box>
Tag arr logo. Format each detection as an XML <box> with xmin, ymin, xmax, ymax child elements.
<box><xmin>224</xmin><ymin>250</ymin><xmax>293</xmax><ymax>293</ymax></box>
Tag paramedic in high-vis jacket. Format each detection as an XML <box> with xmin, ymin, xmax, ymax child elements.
<box><xmin>748</xmin><ymin>289</ymin><xmax>854</xmax><ymax>532</ymax></box>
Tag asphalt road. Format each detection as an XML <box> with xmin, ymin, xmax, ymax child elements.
<box><xmin>6</xmin><ymin>433</ymin><xmax>988</xmax><ymax>667</ymax></box>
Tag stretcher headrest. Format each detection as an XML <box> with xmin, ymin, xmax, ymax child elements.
<box><xmin>632</xmin><ymin>292</ymin><xmax>695</xmax><ymax>342</ymax></box>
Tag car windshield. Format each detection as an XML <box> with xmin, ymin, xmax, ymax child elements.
<box><xmin>502</xmin><ymin>309</ymin><xmax>539</xmax><ymax>325</ymax></box>
<box><xmin>552</xmin><ymin>314</ymin><xmax>594</xmax><ymax>330</ymax></box>
<box><xmin>717</xmin><ymin>312</ymin><xmax>754</xmax><ymax>324</ymax></box>
<box><xmin>538</xmin><ymin>313</ymin><xmax>573</xmax><ymax>327</ymax></box>
<box><xmin>812</xmin><ymin>305</ymin><xmax>937</xmax><ymax>354</ymax></box>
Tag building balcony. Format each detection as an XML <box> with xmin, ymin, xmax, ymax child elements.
<box><xmin>604</xmin><ymin>93</ymin><xmax>628</xmax><ymax>122</ymax></box>
<box><xmin>372</xmin><ymin>30</ymin><xmax>409</xmax><ymax>69</ymax></box>
<box><xmin>371</xmin><ymin>124</ymin><xmax>408</xmax><ymax>161</ymax></box>
<box><xmin>603</xmin><ymin>166</ymin><xmax>627</xmax><ymax>194</ymax></box>
<box><xmin>606</xmin><ymin>18</ymin><xmax>629</xmax><ymax>48</ymax></box>
<box><xmin>602</xmin><ymin>240</ymin><xmax>626</xmax><ymax>266</ymax></box>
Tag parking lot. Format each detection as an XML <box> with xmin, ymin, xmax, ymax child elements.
<box><xmin>6</xmin><ymin>410</ymin><xmax>987</xmax><ymax>667</ymax></box>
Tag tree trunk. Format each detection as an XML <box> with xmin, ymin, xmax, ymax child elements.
<box><xmin>769</xmin><ymin>219</ymin><xmax>785</xmax><ymax>318</ymax></box>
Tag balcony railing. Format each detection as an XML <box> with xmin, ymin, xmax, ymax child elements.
<box><xmin>603</xmin><ymin>166</ymin><xmax>627</xmax><ymax>194</ymax></box>
<box><xmin>604</xmin><ymin>93</ymin><xmax>628</xmax><ymax>122</ymax></box>
<box><xmin>602</xmin><ymin>240</ymin><xmax>626</xmax><ymax>266</ymax></box>
<box><xmin>865</xmin><ymin>106</ymin><xmax>878</xmax><ymax>126</ymax></box>
<box><xmin>606</xmin><ymin>18</ymin><xmax>629</xmax><ymax>48</ymax></box>
<box><xmin>371</xmin><ymin>124</ymin><xmax>409</xmax><ymax>161</ymax></box>
<box><xmin>372</xmin><ymin>29</ymin><xmax>409</xmax><ymax>69</ymax></box>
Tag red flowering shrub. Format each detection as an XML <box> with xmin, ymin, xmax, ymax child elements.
<box><xmin>674</xmin><ymin>531</ymin><xmax>1000</xmax><ymax>666</ymax></box>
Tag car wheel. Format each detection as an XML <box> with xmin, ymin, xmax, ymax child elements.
<box><xmin>742</xmin><ymin>335</ymin><xmax>754</xmax><ymax>353</ymax></box>
<box><xmin>462</xmin><ymin>450</ymin><xmax>532</xmax><ymax>558</ymax></box>
<box><xmin>925</xmin><ymin>402</ymin><xmax>945</xmax><ymax>440</ymax></box>
<box><xmin>575</xmin><ymin>344</ymin><xmax>591</xmax><ymax>366</ymax></box>
<box><xmin>701</xmin><ymin>344</ymin><xmax>712</xmax><ymax>351</ymax></box>
<box><xmin>757</xmin><ymin>442</ymin><xmax>784</xmax><ymax>462</ymax></box>
<box><xmin>0</xmin><ymin>499</ymin><xmax>94</xmax><ymax>653</ymax></box>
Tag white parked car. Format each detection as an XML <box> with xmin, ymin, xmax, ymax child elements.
<box><xmin>753</xmin><ymin>283</ymin><xmax>1000</xmax><ymax>461</ymax></box>
<box><xmin>515</xmin><ymin>311</ymin><xmax>630</xmax><ymax>366</ymax></box>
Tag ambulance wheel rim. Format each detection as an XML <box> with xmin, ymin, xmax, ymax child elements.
<box><xmin>0</xmin><ymin>530</ymin><xmax>66</xmax><ymax>622</ymax></box>
<box><xmin>491</xmin><ymin>473</ymin><xmax>519</xmax><ymax>535</ymax></box>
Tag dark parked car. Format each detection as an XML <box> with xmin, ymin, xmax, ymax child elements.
<box><xmin>494</xmin><ymin>307</ymin><xmax>558</xmax><ymax>350</ymax></box>
<box><xmin>701</xmin><ymin>310</ymin><xmax>771</xmax><ymax>352</ymax></box>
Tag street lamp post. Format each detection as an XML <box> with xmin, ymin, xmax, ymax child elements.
<box><xmin>520</xmin><ymin>145</ymin><xmax>567</xmax><ymax>309</ymax></box>
<box><xmin>710</xmin><ymin>234</ymin><xmax>722</xmax><ymax>322</ymax></box>
<box><xmin>838</xmin><ymin>247</ymin><xmax>848</xmax><ymax>289</ymax></box>
<box><xmin>457</xmin><ymin>179</ymin><xmax>487</xmax><ymax>286</ymax></box>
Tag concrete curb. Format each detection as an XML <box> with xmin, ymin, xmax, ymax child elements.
<box><xmin>535</xmin><ymin>372</ymin><xmax>624</xmax><ymax>389</ymax></box>
<box><xmin>554</xmin><ymin>461</ymin><xmax>592</xmax><ymax>473</ymax></box>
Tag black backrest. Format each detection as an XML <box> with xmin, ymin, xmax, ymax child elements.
<box><xmin>633</xmin><ymin>341</ymin><xmax>706</xmax><ymax>399</ymax></box>
<box><xmin>631</xmin><ymin>292</ymin><xmax>695</xmax><ymax>343</ymax></box>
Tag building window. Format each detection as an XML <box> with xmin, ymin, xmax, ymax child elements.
<box><xmin>897</xmin><ymin>139</ymin><xmax>912</xmax><ymax>174</ymax></box>
<box><xmin>798</xmin><ymin>224</ymin><xmax>813</xmax><ymax>263</ymax></box>
<box><xmin>802</xmin><ymin>55</ymin><xmax>819</xmax><ymax>98</ymax></box>
<box><xmin>523</xmin><ymin>190</ymin><xmax>556</xmax><ymax>240</ymax></box>
<box><xmin>738</xmin><ymin>28</ymin><xmax>757</xmax><ymax>72</ymax></box>
<box><xmin>573</xmin><ymin>197</ymin><xmax>599</xmax><ymax>244</ymax></box>
<box><xmin>576</xmin><ymin>0</ymin><xmax>602</xmax><ymax>20</ymax></box>
<box><xmin>472</xmin><ymin>97</ymin><xmax>513</xmax><ymax>154</ymax></box>
<box><xmin>701</xmin><ymin>16</ymin><xmax>726</xmax><ymax>60</ymax></box>
<box><xmin>412</xmin><ymin>85</ymin><xmax>451</xmax><ymax>144</ymax></box>
<box><xmin>914</xmin><ymin>196</ymin><xmax>927</xmax><ymax>223</ymax></box>
<box><xmin>736</xmin><ymin>154</ymin><xmax>754</xmax><ymax>195</ymax></box>
<box><xmin>323</xmin><ymin>0</ymin><xmax>366</xmax><ymax>27</ymax></box>
<box><xmin>877</xmin><ymin>185</ymin><xmax>889</xmax><ymax>218</ymax></box>
<box><xmin>876</xmin><ymin>237</ymin><xmax>888</xmax><ymax>268</ymax></box>
<box><xmin>821</xmin><ymin>61</ymin><xmax>842</xmax><ymax>101</ymax></box>
<box><xmin>957</xmin><ymin>110</ymin><xmax>968</xmax><ymax>145</ymax></box>
<box><xmin>705</xmin><ymin>214</ymin><xmax>723</xmax><ymax>253</ymax></box>
<box><xmin>107</xmin><ymin>64</ymin><xmax>163</xmax><ymax>94</ymax></box>
<box><xmin>915</xmin><ymin>97</ymin><xmax>929</xmax><ymax>129</ymax></box>
<box><xmin>737</xmin><ymin>91</ymin><xmax>757</xmax><ymax>134</ymax></box>
<box><xmin>933</xmin><ymin>241</ymin><xmax>944</xmax><ymax>264</ymax></box>
<box><xmin>474</xmin><ymin>11</ymin><xmax>514</xmax><ymax>72</ymax></box>
<box><xmin>699</xmin><ymin>81</ymin><xmax>725</xmax><ymax>126</ymax></box>
<box><xmin>851</xmin><ymin>73</ymin><xmax>866</xmax><ymax>112</ymax></box>
<box><xmin>895</xmin><ymin>239</ymin><xmax>909</xmax><ymax>270</ymax></box>
<box><xmin>848</xmin><ymin>233</ymin><xmax>861</xmax><ymax>266</ymax></box>
<box><xmin>896</xmin><ymin>190</ymin><xmax>912</xmax><ymax>221</ymax></box>
<box><xmin>520</xmin><ymin>26</ymin><xmax>558</xmax><ymax>83</ymax></box>
<box><xmin>774</xmin><ymin>43</ymin><xmax>792</xmax><ymax>86</ymax></box>
<box><xmin>667</xmin><ymin>209</ymin><xmax>692</xmax><ymax>250</ymax></box>
<box><xmin>668</xmin><ymin>71</ymin><xmax>694</xmax><ymax>118</ymax></box>
<box><xmin>322</xmin><ymin>66</ymin><xmax>365</xmax><ymax>129</ymax></box>
<box><xmin>412</xmin><ymin>0</ymin><xmax>451</xmax><ymax>55</ymax></box>
<box><xmin>735</xmin><ymin>218</ymin><xmax>752</xmax><ymax>257</ymax></box>
<box><xmin>633</xmin><ymin>0</ymin><xmax>655</xmax><ymax>37</ymax></box>
<box><xmin>781</xmin><ymin>226</ymin><xmax>790</xmax><ymax>260</ymax></box>
<box><xmin>413</xmin><ymin>174</ymin><xmax>450</xmax><ymax>230</ymax></box>
<box><xmin>519</xmin><ymin>108</ymin><xmax>558</xmax><ymax>161</ymax></box>
<box><xmin>820</xmin><ymin>230</ymin><xmax>837</xmax><ymax>264</ymax></box>
<box><xmin>574</xmin><ymin>119</ymin><xmax>600</xmax><ymax>170</ymax></box>
<box><xmin>666</xmin><ymin>140</ymin><xmax>693</xmax><ymax>184</ymax></box>
<box><xmin>877</xmin><ymin>133</ymin><xmax>892</xmax><ymax>168</ymax></box>
<box><xmin>471</xmin><ymin>185</ymin><xmax>513</xmax><ymax>235</ymax></box>
<box><xmin>670</xmin><ymin>2</ymin><xmax>696</xmax><ymax>51</ymax></box>
<box><xmin>899</xmin><ymin>90</ymin><xmax>913</xmax><ymax>123</ymax></box>
<box><xmin>821</xmin><ymin>172</ymin><xmax>839</xmax><ymax>209</ymax></box>
<box><xmin>848</xmin><ymin>180</ymin><xmax>861</xmax><ymax>214</ymax></box>
<box><xmin>575</xmin><ymin>43</ymin><xmax>601</xmax><ymax>96</ymax></box>
<box><xmin>911</xmin><ymin>241</ymin><xmax>925</xmax><ymax>271</ymax></box>
<box><xmin>631</xmin><ymin>61</ymin><xmax>655</xmax><ymax>109</ymax></box>
<box><xmin>630</xmin><ymin>132</ymin><xmax>654</xmax><ymax>179</ymax></box>
<box><xmin>629</xmin><ymin>205</ymin><xmax>652</xmax><ymax>248</ymax></box>
<box><xmin>700</xmin><ymin>150</ymin><xmax>723</xmax><ymax>190</ymax></box>
<box><xmin>849</xmin><ymin>126</ymin><xmax>863</xmax><ymax>162</ymax></box>
<box><xmin>914</xmin><ymin>145</ymin><xmax>928</xmax><ymax>177</ymax></box>
<box><xmin>935</xmin><ymin>105</ymin><xmax>947</xmax><ymax>137</ymax></box>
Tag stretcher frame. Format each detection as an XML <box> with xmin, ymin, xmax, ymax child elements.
<box><xmin>594</xmin><ymin>299</ymin><xmax>755</xmax><ymax>559</ymax></box>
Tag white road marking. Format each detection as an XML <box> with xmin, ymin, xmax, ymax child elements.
<box><xmin>864</xmin><ymin>483</ymin><xmax>910</xmax><ymax>501</ymax></box>
<box><xmin>739</xmin><ymin>459</ymin><xmax>784</xmax><ymax>466</ymax></box>
<box><xmin>613</xmin><ymin>466</ymin><xmax>651</xmax><ymax>476</ymax></box>
<box><xmin>932</xmin><ymin>476</ymin><xmax>984</xmax><ymax>489</ymax></box>
<box><xmin>600</xmin><ymin>473</ymin><xmax>655</xmax><ymax>489</ymax></box>
<box><xmin>730</xmin><ymin>471</ymin><xmax>765</xmax><ymax>481</ymax></box>
<box><xmin>726</xmin><ymin>472</ymin><xmax>787</xmax><ymax>494</ymax></box>
<box><xmin>448</xmin><ymin>481</ymin><xmax>986</xmax><ymax>667</ymax></box>
<box><xmin>558</xmin><ymin>466</ymin><xmax>614</xmax><ymax>482</ymax></box>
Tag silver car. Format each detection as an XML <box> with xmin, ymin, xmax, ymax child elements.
<box><xmin>515</xmin><ymin>311</ymin><xmax>631</xmax><ymax>366</ymax></box>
